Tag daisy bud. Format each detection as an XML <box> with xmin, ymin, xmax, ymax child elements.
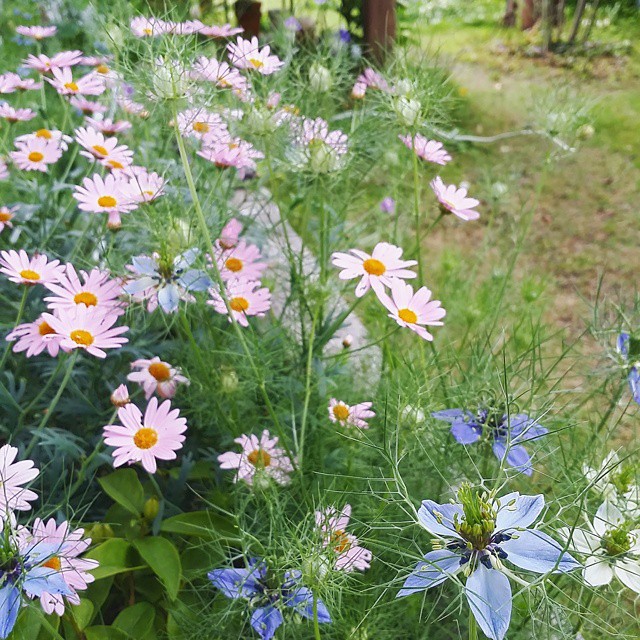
<box><xmin>110</xmin><ymin>384</ymin><xmax>130</xmax><ymax>407</ymax></box>
<box><xmin>351</xmin><ymin>82</ymin><xmax>366</xmax><ymax>100</ymax></box>
<box><xmin>143</xmin><ymin>496</ymin><xmax>160</xmax><ymax>520</ymax></box>
<box><xmin>577</xmin><ymin>123</ymin><xmax>595</xmax><ymax>140</ymax></box>
<box><xmin>89</xmin><ymin>523</ymin><xmax>114</xmax><ymax>542</ymax></box>
<box><xmin>309</xmin><ymin>64</ymin><xmax>332</xmax><ymax>93</ymax></box>
<box><xmin>220</xmin><ymin>368</ymin><xmax>239</xmax><ymax>393</ymax></box>
<box><xmin>395</xmin><ymin>97</ymin><xmax>421</xmax><ymax>127</ymax></box>
<box><xmin>342</xmin><ymin>334</ymin><xmax>353</xmax><ymax>349</ymax></box>
<box><xmin>379</xmin><ymin>197</ymin><xmax>396</xmax><ymax>215</ymax></box>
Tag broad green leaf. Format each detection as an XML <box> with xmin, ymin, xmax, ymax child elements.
<box><xmin>133</xmin><ymin>537</ymin><xmax>182</xmax><ymax>600</ymax></box>
<box><xmin>72</xmin><ymin>599</ymin><xmax>94</xmax><ymax>630</ymax></box>
<box><xmin>160</xmin><ymin>511</ymin><xmax>238</xmax><ymax>538</ymax></box>
<box><xmin>85</xmin><ymin>626</ymin><xmax>131</xmax><ymax>640</ymax></box>
<box><xmin>85</xmin><ymin>539</ymin><xmax>137</xmax><ymax>579</ymax></box>
<box><xmin>98</xmin><ymin>469</ymin><xmax>145</xmax><ymax>515</ymax></box>
<box><xmin>13</xmin><ymin>607</ymin><xmax>42</xmax><ymax>640</ymax></box>
<box><xmin>113</xmin><ymin>603</ymin><xmax>155</xmax><ymax>638</ymax></box>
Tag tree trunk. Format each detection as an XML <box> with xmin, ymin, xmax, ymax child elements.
<box><xmin>567</xmin><ymin>0</ymin><xmax>587</xmax><ymax>44</ymax></box>
<box><xmin>582</xmin><ymin>0</ymin><xmax>602</xmax><ymax>43</ymax></box>
<box><xmin>503</xmin><ymin>0</ymin><xmax>518</xmax><ymax>27</ymax></box>
<box><xmin>521</xmin><ymin>0</ymin><xmax>537</xmax><ymax>29</ymax></box>
<box><xmin>362</xmin><ymin>0</ymin><xmax>396</xmax><ymax>63</ymax></box>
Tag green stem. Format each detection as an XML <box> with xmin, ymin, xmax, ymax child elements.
<box><xmin>469</xmin><ymin>610</ymin><xmax>478</xmax><ymax>640</ymax></box>
<box><xmin>312</xmin><ymin>592</ymin><xmax>322</xmax><ymax>640</ymax></box>
<box><xmin>298</xmin><ymin>310</ymin><xmax>318</xmax><ymax>469</ymax></box>
<box><xmin>25</xmin><ymin>351</ymin><xmax>78</xmax><ymax>457</ymax></box>
<box><xmin>412</xmin><ymin>150</ymin><xmax>423</xmax><ymax>286</ymax></box>
<box><xmin>0</xmin><ymin>287</ymin><xmax>29</xmax><ymax>371</ymax></box>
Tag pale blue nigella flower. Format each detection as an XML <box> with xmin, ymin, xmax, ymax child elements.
<box><xmin>617</xmin><ymin>332</ymin><xmax>640</xmax><ymax>404</ymax></box>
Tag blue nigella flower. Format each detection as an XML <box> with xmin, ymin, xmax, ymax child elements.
<box><xmin>208</xmin><ymin>559</ymin><xmax>331</xmax><ymax>640</ymax></box>
<box><xmin>397</xmin><ymin>486</ymin><xmax>580</xmax><ymax>640</ymax></box>
<box><xmin>432</xmin><ymin>408</ymin><xmax>548</xmax><ymax>476</ymax></box>
<box><xmin>617</xmin><ymin>332</ymin><xmax>640</xmax><ymax>404</ymax></box>
<box><xmin>0</xmin><ymin>539</ymin><xmax>73</xmax><ymax>638</ymax></box>
<box><xmin>123</xmin><ymin>249</ymin><xmax>211</xmax><ymax>314</ymax></box>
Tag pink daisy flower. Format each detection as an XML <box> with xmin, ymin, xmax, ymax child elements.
<box><xmin>75</xmin><ymin>126</ymin><xmax>134</xmax><ymax>169</ymax></box>
<box><xmin>191</xmin><ymin>57</ymin><xmax>249</xmax><ymax>94</ymax></box>
<box><xmin>10</xmin><ymin>137</ymin><xmax>63</xmax><ymax>172</ymax></box>
<box><xmin>331</xmin><ymin>242</ymin><xmax>417</xmax><ymax>298</ymax></box>
<box><xmin>0</xmin><ymin>205</ymin><xmax>17</xmax><ymax>233</ymax></box>
<box><xmin>315</xmin><ymin>504</ymin><xmax>372</xmax><ymax>572</ymax></box>
<box><xmin>197</xmin><ymin>137</ymin><xmax>263</xmax><ymax>173</ymax></box>
<box><xmin>216</xmin><ymin>218</ymin><xmax>243</xmax><ymax>250</ymax></box>
<box><xmin>16</xmin><ymin>25</ymin><xmax>57</xmax><ymax>40</ymax></box>
<box><xmin>110</xmin><ymin>384</ymin><xmax>131</xmax><ymax>407</ymax></box>
<box><xmin>127</xmin><ymin>357</ymin><xmax>189</xmax><ymax>400</ymax></box>
<box><xmin>41</xmin><ymin>305</ymin><xmax>128</xmax><ymax>358</ymax></box>
<box><xmin>351</xmin><ymin>81</ymin><xmax>367</xmax><ymax>99</ymax></box>
<box><xmin>27</xmin><ymin>518</ymin><xmax>98</xmax><ymax>615</ymax></box>
<box><xmin>103</xmin><ymin>398</ymin><xmax>187</xmax><ymax>474</ymax></box>
<box><xmin>126</xmin><ymin>168</ymin><xmax>166</xmax><ymax>203</ymax></box>
<box><xmin>69</xmin><ymin>96</ymin><xmax>107</xmax><ymax>115</ymax></box>
<box><xmin>218</xmin><ymin>430</ymin><xmax>293</xmax><ymax>486</ymax></box>
<box><xmin>399</xmin><ymin>134</ymin><xmax>451</xmax><ymax>165</ymax></box>
<box><xmin>199</xmin><ymin>23</ymin><xmax>244</xmax><ymax>38</ymax></box>
<box><xmin>214</xmin><ymin>240</ymin><xmax>267</xmax><ymax>282</ymax></box>
<box><xmin>23</xmin><ymin>51</ymin><xmax>84</xmax><ymax>73</ymax></box>
<box><xmin>208</xmin><ymin>279</ymin><xmax>271</xmax><ymax>327</ymax></box>
<box><xmin>130</xmin><ymin>17</ymin><xmax>172</xmax><ymax>38</ymax></box>
<box><xmin>357</xmin><ymin>68</ymin><xmax>389</xmax><ymax>92</ymax></box>
<box><xmin>0</xmin><ymin>444</ymin><xmax>39</xmax><ymax>518</ymax></box>
<box><xmin>430</xmin><ymin>176</ymin><xmax>480</xmax><ymax>221</ymax></box>
<box><xmin>15</xmin><ymin>128</ymin><xmax>71</xmax><ymax>151</ymax></box>
<box><xmin>46</xmin><ymin>67</ymin><xmax>105</xmax><ymax>96</ymax></box>
<box><xmin>0</xmin><ymin>250</ymin><xmax>64</xmax><ymax>286</ymax></box>
<box><xmin>0</xmin><ymin>72</ymin><xmax>42</xmax><ymax>92</ymax></box>
<box><xmin>171</xmin><ymin>20</ymin><xmax>204</xmax><ymax>35</ymax></box>
<box><xmin>177</xmin><ymin>108</ymin><xmax>228</xmax><ymax>141</ymax></box>
<box><xmin>43</xmin><ymin>264</ymin><xmax>124</xmax><ymax>315</ymax></box>
<box><xmin>6</xmin><ymin>314</ymin><xmax>61</xmax><ymax>357</ymax></box>
<box><xmin>117</xmin><ymin>98</ymin><xmax>149</xmax><ymax>118</ymax></box>
<box><xmin>378</xmin><ymin>280</ymin><xmax>446</xmax><ymax>341</ymax></box>
<box><xmin>0</xmin><ymin>102</ymin><xmax>36</xmax><ymax>122</ymax></box>
<box><xmin>85</xmin><ymin>116</ymin><xmax>132</xmax><ymax>135</ymax></box>
<box><xmin>227</xmin><ymin>36</ymin><xmax>284</xmax><ymax>75</ymax></box>
<box><xmin>0</xmin><ymin>158</ymin><xmax>8</xmax><ymax>180</ymax></box>
<box><xmin>73</xmin><ymin>173</ymin><xmax>138</xmax><ymax>229</ymax></box>
<box><xmin>328</xmin><ymin>399</ymin><xmax>375</xmax><ymax>429</ymax></box>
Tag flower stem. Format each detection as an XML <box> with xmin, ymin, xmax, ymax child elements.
<box><xmin>0</xmin><ymin>286</ymin><xmax>29</xmax><ymax>371</ymax></box>
<box><xmin>412</xmin><ymin>150</ymin><xmax>423</xmax><ymax>286</ymax></box>
<box><xmin>469</xmin><ymin>611</ymin><xmax>478</xmax><ymax>640</ymax></box>
<box><xmin>25</xmin><ymin>351</ymin><xmax>78</xmax><ymax>457</ymax></box>
<box><xmin>313</xmin><ymin>592</ymin><xmax>322</xmax><ymax>640</ymax></box>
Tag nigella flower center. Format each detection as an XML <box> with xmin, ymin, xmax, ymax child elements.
<box><xmin>43</xmin><ymin>556</ymin><xmax>62</xmax><ymax>571</ymax></box>
<box><xmin>38</xmin><ymin>321</ymin><xmax>56</xmax><ymax>336</ymax></box>
<box><xmin>332</xmin><ymin>405</ymin><xmax>350</xmax><ymax>421</ymax></box>
<box><xmin>148</xmin><ymin>362</ymin><xmax>171</xmax><ymax>382</ymax></box>
<box><xmin>97</xmin><ymin>195</ymin><xmax>117</xmax><ymax>208</ymax></box>
<box><xmin>225</xmin><ymin>257</ymin><xmax>243</xmax><ymax>272</ymax></box>
<box><xmin>36</xmin><ymin>129</ymin><xmax>52</xmax><ymax>139</ymax></box>
<box><xmin>133</xmin><ymin>427</ymin><xmax>159</xmax><ymax>450</ymax></box>
<box><xmin>362</xmin><ymin>258</ymin><xmax>386</xmax><ymax>276</ymax></box>
<box><xmin>19</xmin><ymin>269</ymin><xmax>41</xmax><ymax>281</ymax></box>
<box><xmin>247</xmin><ymin>449</ymin><xmax>271</xmax><ymax>468</ymax></box>
<box><xmin>330</xmin><ymin>530</ymin><xmax>351</xmax><ymax>553</ymax></box>
<box><xmin>28</xmin><ymin>152</ymin><xmax>44</xmax><ymax>163</ymax></box>
<box><xmin>70</xmin><ymin>329</ymin><xmax>94</xmax><ymax>346</ymax></box>
<box><xmin>74</xmin><ymin>291</ymin><xmax>98</xmax><ymax>306</ymax></box>
<box><xmin>230</xmin><ymin>296</ymin><xmax>250</xmax><ymax>312</ymax></box>
<box><xmin>398</xmin><ymin>308</ymin><xmax>417</xmax><ymax>324</ymax></box>
<box><xmin>602</xmin><ymin>528</ymin><xmax>632</xmax><ymax>556</ymax></box>
<box><xmin>64</xmin><ymin>81</ymin><xmax>79</xmax><ymax>92</ymax></box>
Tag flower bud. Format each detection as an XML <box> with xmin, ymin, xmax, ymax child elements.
<box><xmin>379</xmin><ymin>197</ymin><xmax>396</xmax><ymax>215</ymax></box>
<box><xmin>143</xmin><ymin>496</ymin><xmax>160</xmax><ymax>520</ymax></box>
<box><xmin>220</xmin><ymin>368</ymin><xmax>239</xmax><ymax>393</ymax></box>
<box><xmin>395</xmin><ymin>97</ymin><xmax>421</xmax><ymax>127</ymax></box>
<box><xmin>309</xmin><ymin>64</ymin><xmax>332</xmax><ymax>93</ymax></box>
<box><xmin>89</xmin><ymin>523</ymin><xmax>114</xmax><ymax>542</ymax></box>
<box><xmin>351</xmin><ymin>82</ymin><xmax>366</xmax><ymax>100</ymax></box>
<box><xmin>152</xmin><ymin>58</ymin><xmax>189</xmax><ymax>100</ymax></box>
<box><xmin>342</xmin><ymin>334</ymin><xmax>353</xmax><ymax>349</ymax></box>
<box><xmin>110</xmin><ymin>384</ymin><xmax>130</xmax><ymax>407</ymax></box>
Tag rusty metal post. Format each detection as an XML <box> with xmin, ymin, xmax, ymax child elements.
<box><xmin>363</xmin><ymin>0</ymin><xmax>396</xmax><ymax>63</ymax></box>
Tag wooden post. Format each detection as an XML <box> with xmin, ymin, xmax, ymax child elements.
<box><xmin>363</xmin><ymin>0</ymin><xmax>396</xmax><ymax>63</ymax></box>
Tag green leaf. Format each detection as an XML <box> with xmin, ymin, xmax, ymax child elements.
<box><xmin>13</xmin><ymin>607</ymin><xmax>42</xmax><ymax>640</ymax></box>
<box><xmin>113</xmin><ymin>603</ymin><xmax>155</xmax><ymax>638</ymax></box>
<box><xmin>85</xmin><ymin>626</ymin><xmax>131</xmax><ymax>640</ymax></box>
<box><xmin>85</xmin><ymin>539</ymin><xmax>137</xmax><ymax>579</ymax></box>
<box><xmin>98</xmin><ymin>469</ymin><xmax>145</xmax><ymax>516</ymax></box>
<box><xmin>133</xmin><ymin>537</ymin><xmax>182</xmax><ymax>600</ymax></box>
<box><xmin>72</xmin><ymin>599</ymin><xmax>94</xmax><ymax>630</ymax></box>
<box><xmin>160</xmin><ymin>511</ymin><xmax>238</xmax><ymax>538</ymax></box>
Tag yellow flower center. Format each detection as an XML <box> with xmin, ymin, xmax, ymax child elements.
<box><xmin>247</xmin><ymin>449</ymin><xmax>271</xmax><ymax>468</ymax></box>
<box><xmin>106</xmin><ymin>160</ymin><xmax>124</xmax><ymax>170</ymax></box>
<box><xmin>97</xmin><ymin>195</ymin><xmax>117</xmax><ymax>208</ymax></box>
<box><xmin>19</xmin><ymin>269</ymin><xmax>40</xmax><ymax>281</ymax></box>
<box><xmin>230</xmin><ymin>297</ymin><xmax>249</xmax><ymax>312</ymax></box>
<box><xmin>0</xmin><ymin>211</ymin><xmax>12</xmax><ymax>222</ymax></box>
<box><xmin>36</xmin><ymin>128</ymin><xmax>52</xmax><ymax>139</ymax></box>
<box><xmin>64</xmin><ymin>81</ymin><xmax>79</xmax><ymax>92</ymax></box>
<box><xmin>28</xmin><ymin>151</ymin><xmax>44</xmax><ymax>162</ymax></box>
<box><xmin>148</xmin><ymin>362</ymin><xmax>171</xmax><ymax>382</ymax></box>
<box><xmin>332</xmin><ymin>404</ymin><xmax>350</xmax><ymax>421</ymax></box>
<box><xmin>96</xmin><ymin>64</ymin><xmax>109</xmax><ymax>74</ymax></box>
<box><xmin>143</xmin><ymin>27</ymin><xmax>153</xmax><ymax>35</ymax></box>
<box><xmin>398</xmin><ymin>308</ymin><xmax>418</xmax><ymax>324</ymax></box>
<box><xmin>74</xmin><ymin>291</ymin><xmax>98</xmax><ymax>306</ymax></box>
<box><xmin>38</xmin><ymin>321</ymin><xmax>56</xmax><ymax>336</ymax></box>
<box><xmin>193</xmin><ymin>121</ymin><xmax>210</xmax><ymax>133</ymax></box>
<box><xmin>249</xmin><ymin>58</ymin><xmax>264</xmax><ymax>69</ymax></box>
<box><xmin>92</xmin><ymin>144</ymin><xmax>108</xmax><ymax>156</ymax></box>
<box><xmin>225</xmin><ymin>257</ymin><xmax>243</xmax><ymax>272</ymax></box>
<box><xmin>133</xmin><ymin>427</ymin><xmax>159</xmax><ymax>450</ymax></box>
<box><xmin>43</xmin><ymin>556</ymin><xmax>62</xmax><ymax>571</ymax></box>
<box><xmin>70</xmin><ymin>329</ymin><xmax>94</xmax><ymax>346</ymax></box>
<box><xmin>330</xmin><ymin>530</ymin><xmax>351</xmax><ymax>553</ymax></box>
<box><xmin>362</xmin><ymin>258</ymin><xmax>386</xmax><ymax>276</ymax></box>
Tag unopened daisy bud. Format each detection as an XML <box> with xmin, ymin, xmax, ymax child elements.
<box><xmin>577</xmin><ymin>123</ymin><xmax>595</xmax><ymax>140</ymax></box>
<box><xmin>351</xmin><ymin>82</ymin><xmax>366</xmax><ymax>99</ymax></box>
<box><xmin>342</xmin><ymin>334</ymin><xmax>353</xmax><ymax>349</ymax></box>
<box><xmin>143</xmin><ymin>496</ymin><xmax>160</xmax><ymax>520</ymax></box>
<box><xmin>110</xmin><ymin>384</ymin><xmax>130</xmax><ymax>407</ymax></box>
<box><xmin>379</xmin><ymin>197</ymin><xmax>396</xmax><ymax>215</ymax></box>
<box><xmin>89</xmin><ymin>523</ymin><xmax>114</xmax><ymax>542</ymax></box>
<box><xmin>309</xmin><ymin>63</ymin><xmax>332</xmax><ymax>93</ymax></box>
<box><xmin>395</xmin><ymin>96</ymin><xmax>421</xmax><ymax>127</ymax></box>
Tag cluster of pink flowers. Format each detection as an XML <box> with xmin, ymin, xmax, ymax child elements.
<box><xmin>2</xmin><ymin>253</ymin><xmax>128</xmax><ymax>359</ymax></box>
<box><xmin>130</xmin><ymin>17</ymin><xmax>243</xmax><ymax>39</ymax></box>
